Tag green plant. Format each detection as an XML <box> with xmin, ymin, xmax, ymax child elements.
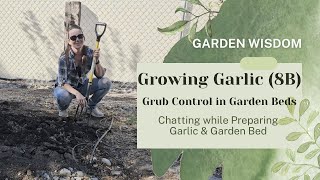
<box><xmin>272</xmin><ymin>98</ymin><xmax>320</xmax><ymax>180</ymax></box>
<box><xmin>157</xmin><ymin>0</ymin><xmax>224</xmax><ymax>42</ymax></box>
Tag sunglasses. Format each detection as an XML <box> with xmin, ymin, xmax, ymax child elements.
<box><xmin>69</xmin><ymin>34</ymin><xmax>84</xmax><ymax>41</ymax></box>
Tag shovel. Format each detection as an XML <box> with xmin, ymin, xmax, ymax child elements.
<box><xmin>75</xmin><ymin>22</ymin><xmax>107</xmax><ymax>121</ymax></box>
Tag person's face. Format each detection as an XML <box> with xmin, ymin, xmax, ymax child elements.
<box><xmin>68</xmin><ymin>28</ymin><xmax>84</xmax><ymax>50</ymax></box>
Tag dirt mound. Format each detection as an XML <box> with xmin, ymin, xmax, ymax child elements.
<box><xmin>0</xmin><ymin>82</ymin><xmax>179</xmax><ymax>179</ymax></box>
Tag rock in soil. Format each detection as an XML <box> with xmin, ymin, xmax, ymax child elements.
<box><xmin>101</xmin><ymin>158</ymin><xmax>112</xmax><ymax>166</ymax></box>
<box><xmin>59</xmin><ymin>168</ymin><xmax>71</xmax><ymax>176</ymax></box>
<box><xmin>111</xmin><ymin>170</ymin><xmax>122</xmax><ymax>176</ymax></box>
<box><xmin>74</xmin><ymin>171</ymin><xmax>84</xmax><ymax>177</ymax></box>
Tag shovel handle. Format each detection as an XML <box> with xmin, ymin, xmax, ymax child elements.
<box><xmin>95</xmin><ymin>22</ymin><xmax>107</xmax><ymax>42</ymax></box>
<box><xmin>87</xmin><ymin>22</ymin><xmax>107</xmax><ymax>96</ymax></box>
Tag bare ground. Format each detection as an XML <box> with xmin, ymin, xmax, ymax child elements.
<box><xmin>0</xmin><ymin>80</ymin><xmax>179</xmax><ymax>180</ymax></box>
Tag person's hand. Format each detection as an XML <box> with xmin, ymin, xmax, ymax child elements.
<box><xmin>75</xmin><ymin>92</ymin><xmax>87</xmax><ymax>108</ymax></box>
<box><xmin>93</xmin><ymin>49</ymin><xmax>100</xmax><ymax>63</ymax></box>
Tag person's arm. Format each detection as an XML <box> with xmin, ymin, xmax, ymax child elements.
<box><xmin>57</xmin><ymin>57</ymin><xmax>70</xmax><ymax>86</ymax></box>
<box><xmin>95</xmin><ymin>62</ymin><xmax>106</xmax><ymax>78</ymax></box>
<box><xmin>93</xmin><ymin>48</ymin><xmax>106</xmax><ymax>78</ymax></box>
<box><xmin>57</xmin><ymin>57</ymin><xmax>87</xmax><ymax>107</ymax></box>
<box><xmin>62</xmin><ymin>83</ymin><xmax>80</xmax><ymax>96</ymax></box>
<box><xmin>63</xmin><ymin>83</ymin><xmax>87</xmax><ymax>107</ymax></box>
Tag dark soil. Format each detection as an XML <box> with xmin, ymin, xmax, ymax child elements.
<box><xmin>0</xmin><ymin>80</ymin><xmax>180</xmax><ymax>179</ymax></box>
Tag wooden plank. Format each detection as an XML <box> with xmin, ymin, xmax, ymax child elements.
<box><xmin>64</xmin><ymin>1</ymin><xmax>81</xmax><ymax>49</ymax></box>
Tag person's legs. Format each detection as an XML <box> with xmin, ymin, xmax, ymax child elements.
<box><xmin>53</xmin><ymin>87</ymin><xmax>74</xmax><ymax>111</ymax></box>
<box><xmin>87</xmin><ymin>77</ymin><xmax>112</xmax><ymax>109</ymax></box>
<box><xmin>76</xmin><ymin>77</ymin><xmax>111</xmax><ymax>117</ymax></box>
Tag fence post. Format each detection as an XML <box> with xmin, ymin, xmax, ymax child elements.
<box><xmin>64</xmin><ymin>1</ymin><xmax>81</xmax><ymax>50</ymax></box>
